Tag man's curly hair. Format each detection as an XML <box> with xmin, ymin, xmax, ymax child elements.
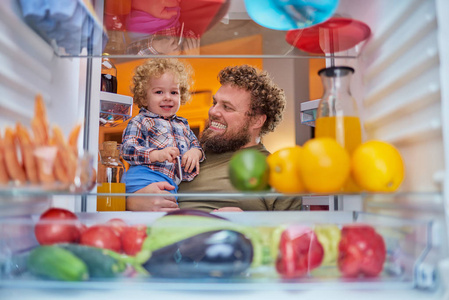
<box><xmin>218</xmin><ymin>65</ymin><xmax>286</xmax><ymax>136</ymax></box>
<box><xmin>132</xmin><ymin>58</ymin><xmax>193</xmax><ymax>109</ymax></box>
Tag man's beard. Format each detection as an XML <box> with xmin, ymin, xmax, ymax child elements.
<box><xmin>200</xmin><ymin>120</ymin><xmax>251</xmax><ymax>153</ymax></box>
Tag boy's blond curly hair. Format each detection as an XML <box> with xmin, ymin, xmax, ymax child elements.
<box><xmin>132</xmin><ymin>58</ymin><xmax>193</xmax><ymax>109</ymax></box>
<box><xmin>218</xmin><ymin>65</ymin><xmax>286</xmax><ymax>136</ymax></box>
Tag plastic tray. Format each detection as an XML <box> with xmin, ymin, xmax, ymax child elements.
<box><xmin>99</xmin><ymin>92</ymin><xmax>133</xmax><ymax>127</ymax></box>
<box><xmin>0</xmin><ymin>210</ymin><xmax>434</xmax><ymax>291</ymax></box>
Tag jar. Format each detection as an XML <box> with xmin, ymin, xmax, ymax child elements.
<box><xmin>101</xmin><ymin>54</ymin><xmax>118</xmax><ymax>93</ymax></box>
<box><xmin>97</xmin><ymin>141</ymin><xmax>126</xmax><ymax>211</ymax></box>
<box><xmin>315</xmin><ymin>66</ymin><xmax>362</xmax><ymax>191</ymax></box>
<box><xmin>315</xmin><ymin>66</ymin><xmax>362</xmax><ymax>154</ymax></box>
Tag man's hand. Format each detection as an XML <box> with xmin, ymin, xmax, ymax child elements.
<box><xmin>213</xmin><ymin>207</ymin><xmax>244</xmax><ymax>212</ymax></box>
<box><xmin>181</xmin><ymin>148</ymin><xmax>202</xmax><ymax>173</ymax></box>
<box><xmin>126</xmin><ymin>182</ymin><xmax>179</xmax><ymax>212</ymax></box>
<box><xmin>149</xmin><ymin>147</ymin><xmax>180</xmax><ymax>163</ymax></box>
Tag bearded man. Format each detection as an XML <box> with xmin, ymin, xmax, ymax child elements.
<box><xmin>126</xmin><ymin>65</ymin><xmax>302</xmax><ymax>212</ymax></box>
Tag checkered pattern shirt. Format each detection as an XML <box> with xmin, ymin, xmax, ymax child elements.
<box><xmin>121</xmin><ymin>108</ymin><xmax>204</xmax><ymax>183</ymax></box>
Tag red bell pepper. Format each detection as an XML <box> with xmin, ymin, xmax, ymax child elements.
<box><xmin>276</xmin><ymin>226</ymin><xmax>324</xmax><ymax>278</ymax></box>
<box><xmin>338</xmin><ymin>224</ymin><xmax>386</xmax><ymax>277</ymax></box>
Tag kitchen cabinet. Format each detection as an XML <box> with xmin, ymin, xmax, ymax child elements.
<box><xmin>0</xmin><ymin>0</ymin><xmax>448</xmax><ymax>299</ymax></box>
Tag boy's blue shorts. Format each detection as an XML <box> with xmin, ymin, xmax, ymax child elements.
<box><xmin>122</xmin><ymin>166</ymin><xmax>178</xmax><ymax>194</ymax></box>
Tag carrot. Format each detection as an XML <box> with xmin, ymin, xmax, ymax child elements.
<box><xmin>16</xmin><ymin>123</ymin><xmax>39</xmax><ymax>184</ymax></box>
<box><xmin>34</xmin><ymin>137</ymin><xmax>56</xmax><ymax>184</ymax></box>
<box><xmin>0</xmin><ymin>131</ymin><xmax>11</xmax><ymax>184</ymax></box>
<box><xmin>54</xmin><ymin>150</ymin><xmax>71</xmax><ymax>184</ymax></box>
<box><xmin>34</xmin><ymin>146</ymin><xmax>57</xmax><ymax>184</ymax></box>
<box><xmin>32</xmin><ymin>94</ymin><xmax>50</xmax><ymax>146</ymax></box>
<box><xmin>52</xmin><ymin>125</ymin><xmax>77</xmax><ymax>183</ymax></box>
<box><xmin>51</xmin><ymin>134</ymin><xmax>70</xmax><ymax>184</ymax></box>
<box><xmin>31</xmin><ymin>118</ymin><xmax>46</xmax><ymax>146</ymax></box>
<box><xmin>68</xmin><ymin>123</ymin><xmax>82</xmax><ymax>149</ymax></box>
<box><xmin>3</xmin><ymin>127</ymin><xmax>26</xmax><ymax>183</ymax></box>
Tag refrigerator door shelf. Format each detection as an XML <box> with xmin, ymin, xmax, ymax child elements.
<box><xmin>300</xmin><ymin>99</ymin><xmax>320</xmax><ymax>127</ymax></box>
<box><xmin>99</xmin><ymin>92</ymin><xmax>133</xmax><ymax>127</ymax></box>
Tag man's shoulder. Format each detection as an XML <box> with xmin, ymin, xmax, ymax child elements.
<box><xmin>249</xmin><ymin>144</ymin><xmax>270</xmax><ymax>156</ymax></box>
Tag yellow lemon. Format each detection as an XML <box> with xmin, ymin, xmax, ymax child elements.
<box><xmin>351</xmin><ymin>140</ymin><xmax>404</xmax><ymax>192</ymax></box>
<box><xmin>300</xmin><ymin>138</ymin><xmax>351</xmax><ymax>193</ymax></box>
<box><xmin>266</xmin><ymin>146</ymin><xmax>304</xmax><ymax>193</ymax></box>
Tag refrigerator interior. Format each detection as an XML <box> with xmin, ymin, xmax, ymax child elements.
<box><xmin>0</xmin><ymin>0</ymin><xmax>449</xmax><ymax>299</ymax></box>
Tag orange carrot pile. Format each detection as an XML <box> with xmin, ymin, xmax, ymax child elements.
<box><xmin>0</xmin><ymin>94</ymin><xmax>82</xmax><ymax>186</ymax></box>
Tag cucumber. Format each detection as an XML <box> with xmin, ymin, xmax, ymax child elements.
<box><xmin>28</xmin><ymin>246</ymin><xmax>89</xmax><ymax>281</ymax></box>
<box><xmin>57</xmin><ymin>244</ymin><xmax>126</xmax><ymax>278</ymax></box>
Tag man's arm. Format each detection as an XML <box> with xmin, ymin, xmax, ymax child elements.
<box><xmin>263</xmin><ymin>195</ymin><xmax>302</xmax><ymax>211</ymax></box>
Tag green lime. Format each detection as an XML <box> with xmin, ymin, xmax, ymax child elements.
<box><xmin>228</xmin><ymin>149</ymin><xmax>270</xmax><ymax>191</ymax></box>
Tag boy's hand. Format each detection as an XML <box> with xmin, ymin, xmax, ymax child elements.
<box><xmin>149</xmin><ymin>147</ymin><xmax>180</xmax><ymax>163</ymax></box>
<box><xmin>181</xmin><ymin>148</ymin><xmax>202</xmax><ymax>173</ymax></box>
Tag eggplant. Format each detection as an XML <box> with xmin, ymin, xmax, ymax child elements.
<box><xmin>165</xmin><ymin>209</ymin><xmax>227</xmax><ymax>220</ymax></box>
<box><xmin>143</xmin><ymin>230</ymin><xmax>253</xmax><ymax>278</ymax></box>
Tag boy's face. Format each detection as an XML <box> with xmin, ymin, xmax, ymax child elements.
<box><xmin>146</xmin><ymin>72</ymin><xmax>181</xmax><ymax>118</ymax></box>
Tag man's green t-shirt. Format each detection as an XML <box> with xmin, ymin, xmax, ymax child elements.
<box><xmin>177</xmin><ymin>144</ymin><xmax>302</xmax><ymax>211</ymax></box>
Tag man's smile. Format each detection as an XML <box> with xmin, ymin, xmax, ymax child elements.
<box><xmin>210</xmin><ymin>121</ymin><xmax>227</xmax><ymax>130</ymax></box>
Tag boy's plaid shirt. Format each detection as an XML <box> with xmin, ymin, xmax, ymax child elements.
<box><xmin>121</xmin><ymin>108</ymin><xmax>204</xmax><ymax>183</ymax></box>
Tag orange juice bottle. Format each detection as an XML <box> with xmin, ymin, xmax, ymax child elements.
<box><xmin>315</xmin><ymin>116</ymin><xmax>362</xmax><ymax>155</ymax></box>
<box><xmin>315</xmin><ymin>66</ymin><xmax>362</xmax><ymax>192</ymax></box>
<box><xmin>97</xmin><ymin>141</ymin><xmax>126</xmax><ymax>211</ymax></box>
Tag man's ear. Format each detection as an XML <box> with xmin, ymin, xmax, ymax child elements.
<box><xmin>251</xmin><ymin>114</ymin><xmax>267</xmax><ymax>130</ymax></box>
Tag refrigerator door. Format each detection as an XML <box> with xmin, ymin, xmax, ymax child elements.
<box><xmin>0</xmin><ymin>0</ymin><xmax>448</xmax><ymax>299</ymax></box>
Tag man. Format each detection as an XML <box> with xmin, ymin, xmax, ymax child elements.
<box><xmin>126</xmin><ymin>65</ymin><xmax>301</xmax><ymax>212</ymax></box>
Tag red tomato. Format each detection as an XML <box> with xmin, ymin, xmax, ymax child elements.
<box><xmin>338</xmin><ymin>224</ymin><xmax>386</xmax><ymax>277</ymax></box>
<box><xmin>121</xmin><ymin>225</ymin><xmax>147</xmax><ymax>256</ymax></box>
<box><xmin>34</xmin><ymin>208</ymin><xmax>81</xmax><ymax>245</ymax></box>
<box><xmin>276</xmin><ymin>226</ymin><xmax>324</xmax><ymax>278</ymax></box>
<box><xmin>80</xmin><ymin>225</ymin><xmax>121</xmax><ymax>252</ymax></box>
<box><xmin>105</xmin><ymin>218</ymin><xmax>128</xmax><ymax>238</ymax></box>
<box><xmin>78</xmin><ymin>223</ymin><xmax>88</xmax><ymax>234</ymax></box>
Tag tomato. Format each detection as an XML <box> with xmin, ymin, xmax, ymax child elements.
<box><xmin>121</xmin><ymin>225</ymin><xmax>147</xmax><ymax>256</ymax></box>
<box><xmin>80</xmin><ymin>225</ymin><xmax>121</xmax><ymax>252</ymax></box>
<box><xmin>105</xmin><ymin>218</ymin><xmax>128</xmax><ymax>238</ymax></box>
<box><xmin>266</xmin><ymin>146</ymin><xmax>304</xmax><ymax>193</ymax></box>
<box><xmin>78</xmin><ymin>223</ymin><xmax>88</xmax><ymax>234</ymax></box>
<box><xmin>338</xmin><ymin>224</ymin><xmax>386</xmax><ymax>277</ymax></box>
<box><xmin>275</xmin><ymin>225</ymin><xmax>324</xmax><ymax>278</ymax></box>
<box><xmin>34</xmin><ymin>208</ymin><xmax>81</xmax><ymax>245</ymax></box>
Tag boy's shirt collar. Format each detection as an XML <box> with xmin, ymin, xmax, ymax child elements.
<box><xmin>139</xmin><ymin>107</ymin><xmax>178</xmax><ymax>120</ymax></box>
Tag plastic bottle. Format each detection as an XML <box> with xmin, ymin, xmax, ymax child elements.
<box><xmin>101</xmin><ymin>54</ymin><xmax>118</xmax><ymax>93</ymax></box>
<box><xmin>97</xmin><ymin>141</ymin><xmax>126</xmax><ymax>211</ymax></box>
<box><xmin>315</xmin><ymin>66</ymin><xmax>362</xmax><ymax>192</ymax></box>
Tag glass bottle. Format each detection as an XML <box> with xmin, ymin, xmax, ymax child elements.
<box><xmin>103</xmin><ymin>0</ymin><xmax>131</xmax><ymax>54</ymax></box>
<box><xmin>315</xmin><ymin>66</ymin><xmax>362</xmax><ymax>192</ymax></box>
<box><xmin>101</xmin><ymin>54</ymin><xmax>118</xmax><ymax>93</ymax></box>
<box><xmin>97</xmin><ymin>141</ymin><xmax>126</xmax><ymax>211</ymax></box>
